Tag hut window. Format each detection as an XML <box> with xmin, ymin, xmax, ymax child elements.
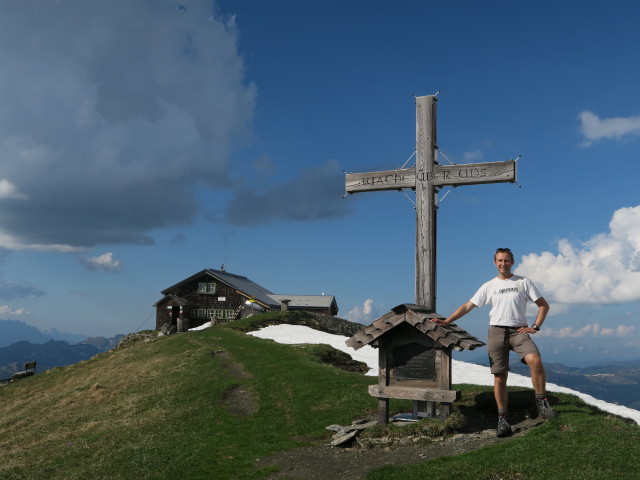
<box><xmin>198</xmin><ymin>282</ymin><xmax>216</xmax><ymax>293</ymax></box>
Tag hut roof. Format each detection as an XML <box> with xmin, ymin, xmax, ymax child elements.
<box><xmin>161</xmin><ymin>268</ymin><xmax>279</xmax><ymax>308</ymax></box>
<box><xmin>345</xmin><ymin>304</ymin><xmax>485</xmax><ymax>352</ymax></box>
<box><xmin>267</xmin><ymin>294</ymin><xmax>337</xmax><ymax>311</ymax></box>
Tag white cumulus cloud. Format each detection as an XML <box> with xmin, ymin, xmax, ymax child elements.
<box><xmin>344</xmin><ymin>298</ymin><xmax>379</xmax><ymax>325</ymax></box>
<box><xmin>81</xmin><ymin>252</ymin><xmax>121</xmax><ymax>272</ymax></box>
<box><xmin>579</xmin><ymin>111</ymin><xmax>640</xmax><ymax>144</ymax></box>
<box><xmin>537</xmin><ymin>323</ymin><xmax>635</xmax><ymax>339</ymax></box>
<box><xmin>516</xmin><ymin>205</ymin><xmax>640</xmax><ymax>305</ymax></box>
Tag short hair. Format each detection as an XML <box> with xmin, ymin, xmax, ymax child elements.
<box><xmin>494</xmin><ymin>247</ymin><xmax>514</xmax><ymax>262</ymax></box>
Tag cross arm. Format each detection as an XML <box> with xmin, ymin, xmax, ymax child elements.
<box><xmin>345</xmin><ymin>159</ymin><xmax>516</xmax><ymax>194</ymax></box>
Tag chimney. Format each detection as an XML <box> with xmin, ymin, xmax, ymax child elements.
<box><xmin>280</xmin><ymin>299</ymin><xmax>291</xmax><ymax>311</ymax></box>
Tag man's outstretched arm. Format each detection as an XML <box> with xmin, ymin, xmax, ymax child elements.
<box><xmin>433</xmin><ymin>301</ymin><xmax>476</xmax><ymax>326</ymax></box>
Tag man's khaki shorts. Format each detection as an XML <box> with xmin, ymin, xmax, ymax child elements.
<box><xmin>487</xmin><ymin>325</ymin><xmax>541</xmax><ymax>374</ymax></box>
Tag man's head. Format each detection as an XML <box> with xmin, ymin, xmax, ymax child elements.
<box><xmin>494</xmin><ymin>247</ymin><xmax>514</xmax><ymax>263</ymax></box>
<box><xmin>494</xmin><ymin>247</ymin><xmax>514</xmax><ymax>278</ymax></box>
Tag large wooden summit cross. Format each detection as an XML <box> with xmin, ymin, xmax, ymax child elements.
<box><xmin>346</xmin><ymin>95</ymin><xmax>517</xmax><ymax>310</ymax></box>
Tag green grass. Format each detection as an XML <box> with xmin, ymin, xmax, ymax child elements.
<box><xmin>368</xmin><ymin>394</ymin><xmax>640</xmax><ymax>480</ymax></box>
<box><xmin>1</xmin><ymin>315</ymin><xmax>639</xmax><ymax>480</ymax></box>
<box><xmin>0</xmin><ymin>321</ymin><xmax>376</xmax><ymax>480</ymax></box>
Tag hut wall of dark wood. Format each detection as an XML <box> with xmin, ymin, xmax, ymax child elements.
<box><xmin>155</xmin><ymin>298</ymin><xmax>183</xmax><ymax>331</ymax></box>
<box><xmin>155</xmin><ymin>277</ymin><xmax>248</xmax><ymax>331</ymax></box>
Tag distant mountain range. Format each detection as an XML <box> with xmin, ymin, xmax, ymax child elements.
<box><xmin>0</xmin><ymin>320</ymin><xmax>123</xmax><ymax>380</ymax></box>
<box><xmin>0</xmin><ymin>319</ymin><xmax>88</xmax><ymax>348</ymax></box>
<box><xmin>510</xmin><ymin>361</ymin><xmax>640</xmax><ymax>411</ymax></box>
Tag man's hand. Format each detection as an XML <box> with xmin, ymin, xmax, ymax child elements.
<box><xmin>432</xmin><ymin>318</ymin><xmax>450</xmax><ymax>326</ymax></box>
<box><xmin>517</xmin><ymin>326</ymin><xmax>537</xmax><ymax>334</ymax></box>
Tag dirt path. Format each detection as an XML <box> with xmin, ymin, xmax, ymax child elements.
<box><xmin>255</xmin><ymin>416</ymin><xmax>543</xmax><ymax>480</ymax></box>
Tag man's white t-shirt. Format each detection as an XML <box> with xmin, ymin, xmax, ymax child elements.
<box><xmin>470</xmin><ymin>275</ymin><xmax>542</xmax><ymax>327</ymax></box>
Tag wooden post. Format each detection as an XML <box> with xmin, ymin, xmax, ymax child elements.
<box><xmin>438</xmin><ymin>350</ymin><xmax>452</xmax><ymax>420</ymax></box>
<box><xmin>377</xmin><ymin>338</ymin><xmax>390</xmax><ymax>425</ymax></box>
<box><xmin>415</xmin><ymin>95</ymin><xmax>438</xmax><ymax>310</ymax></box>
<box><xmin>415</xmin><ymin>95</ymin><xmax>437</xmax><ymax>419</ymax></box>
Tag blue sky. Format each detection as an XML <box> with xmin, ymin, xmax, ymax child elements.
<box><xmin>1</xmin><ymin>0</ymin><xmax>640</xmax><ymax>365</ymax></box>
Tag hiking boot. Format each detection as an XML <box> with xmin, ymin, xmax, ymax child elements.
<box><xmin>496</xmin><ymin>416</ymin><xmax>512</xmax><ymax>437</ymax></box>
<box><xmin>537</xmin><ymin>397</ymin><xmax>557</xmax><ymax>419</ymax></box>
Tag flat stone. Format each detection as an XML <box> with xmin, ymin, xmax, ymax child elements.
<box><xmin>344</xmin><ymin>421</ymin><xmax>377</xmax><ymax>433</ymax></box>
<box><xmin>329</xmin><ymin>430</ymin><xmax>359</xmax><ymax>446</ymax></box>
<box><xmin>353</xmin><ymin>420</ymin><xmax>378</xmax><ymax>430</ymax></box>
<box><xmin>352</xmin><ymin>418</ymin><xmax>373</xmax><ymax>425</ymax></box>
<box><xmin>325</xmin><ymin>424</ymin><xmax>344</xmax><ymax>432</ymax></box>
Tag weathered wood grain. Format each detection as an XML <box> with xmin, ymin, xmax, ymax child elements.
<box><xmin>368</xmin><ymin>385</ymin><xmax>459</xmax><ymax>402</ymax></box>
<box><xmin>415</xmin><ymin>95</ymin><xmax>437</xmax><ymax>310</ymax></box>
<box><xmin>345</xmin><ymin>160</ymin><xmax>516</xmax><ymax>193</ymax></box>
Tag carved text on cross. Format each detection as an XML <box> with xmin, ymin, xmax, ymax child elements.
<box><xmin>345</xmin><ymin>95</ymin><xmax>517</xmax><ymax>311</ymax></box>
<box><xmin>345</xmin><ymin>160</ymin><xmax>516</xmax><ymax>193</ymax></box>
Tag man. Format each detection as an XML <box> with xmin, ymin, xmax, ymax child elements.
<box><xmin>434</xmin><ymin>247</ymin><xmax>556</xmax><ymax>437</ymax></box>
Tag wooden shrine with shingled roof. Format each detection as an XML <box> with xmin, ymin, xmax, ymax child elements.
<box><xmin>347</xmin><ymin>304</ymin><xmax>484</xmax><ymax>423</ymax></box>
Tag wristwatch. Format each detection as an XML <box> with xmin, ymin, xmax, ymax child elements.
<box><xmin>532</xmin><ymin>324</ymin><xmax>540</xmax><ymax>331</ymax></box>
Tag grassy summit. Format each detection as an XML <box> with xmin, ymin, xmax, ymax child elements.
<box><xmin>0</xmin><ymin>313</ymin><xmax>638</xmax><ymax>480</ymax></box>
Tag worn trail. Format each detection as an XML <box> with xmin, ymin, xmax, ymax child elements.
<box><xmin>255</xmin><ymin>416</ymin><xmax>543</xmax><ymax>480</ymax></box>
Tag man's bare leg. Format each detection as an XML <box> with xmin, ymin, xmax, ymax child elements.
<box><xmin>524</xmin><ymin>353</ymin><xmax>546</xmax><ymax>394</ymax></box>
<box><xmin>494</xmin><ymin>371</ymin><xmax>509</xmax><ymax>410</ymax></box>
<box><xmin>525</xmin><ymin>353</ymin><xmax>557</xmax><ymax>419</ymax></box>
<box><xmin>494</xmin><ymin>372</ymin><xmax>512</xmax><ymax>436</ymax></box>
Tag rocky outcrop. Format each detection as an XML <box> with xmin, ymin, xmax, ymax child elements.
<box><xmin>116</xmin><ymin>330</ymin><xmax>161</xmax><ymax>349</ymax></box>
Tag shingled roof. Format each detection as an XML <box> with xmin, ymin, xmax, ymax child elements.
<box><xmin>160</xmin><ymin>268</ymin><xmax>279</xmax><ymax>309</ymax></box>
<box><xmin>346</xmin><ymin>303</ymin><xmax>485</xmax><ymax>352</ymax></box>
